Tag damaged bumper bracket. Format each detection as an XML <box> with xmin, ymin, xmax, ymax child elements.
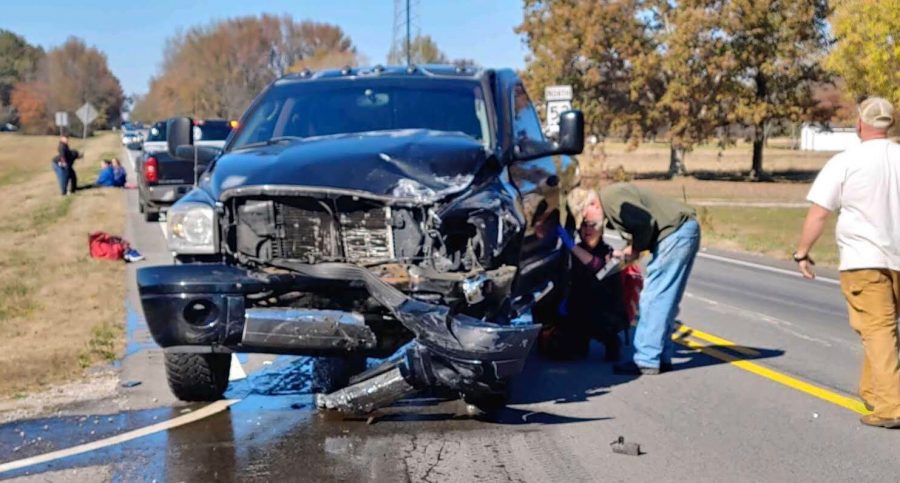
<box><xmin>137</xmin><ymin>262</ymin><xmax>540</xmax><ymax>413</ymax></box>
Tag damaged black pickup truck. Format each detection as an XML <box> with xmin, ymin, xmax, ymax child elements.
<box><xmin>137</xmin><ymin>65</ymin><xmax>583</xmax><ymax>413</ymax></box>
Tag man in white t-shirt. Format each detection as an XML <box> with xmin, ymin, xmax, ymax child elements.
<box><xmin>794</xmin><ymin>97</ymin><xmax>900</xmax><ymax>429</ymax></box>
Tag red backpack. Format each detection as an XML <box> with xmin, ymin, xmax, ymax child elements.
<box><xmin>89</xmin><ymin>231</ymin><xmax>130</xmax><ymax>261</ymax></box>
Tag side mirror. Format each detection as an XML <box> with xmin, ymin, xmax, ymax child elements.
<box><xmin>166</xmin><ymin>117</ymin><xmax>193</xmax><ymax>159</ymax></box>
<box><xmin>514</xmin><ymin>110</ymin><xmax>585</xmax><ymax>161</ymax></box>
<box><xmin>556</xmin><ymin>110</ymin><xmax>584</xmax><ymax>155</ymax></box>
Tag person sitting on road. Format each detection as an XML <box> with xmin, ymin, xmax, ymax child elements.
<box><xmin>111</xmin><ymin>158</ymin><xmax>127</xmax><ymax>187</ymax></box>
<box><xmin>794</xmin><ymin>97</ymin><xmax>900</xmax><ymax>429</ymax></box>
<box><xmin>547</xmin><ymin>206</ymin><xmax>629</xmax><ymax>361</ymax></box>
<box><xmin>94</xmin><ymin>159</ymin><xmax>116</xmax><ymax>187</ymax></box>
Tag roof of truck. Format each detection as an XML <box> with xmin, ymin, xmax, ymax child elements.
<box><xmin>278</xmin><ymin>64</ymin><xmax>489</xmax><ymax>84</ymax></box>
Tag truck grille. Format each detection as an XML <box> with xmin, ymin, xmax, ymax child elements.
<box><xmin>236</xmin><ymin>198</ymin><xmax>394</xmax><ymax>264</ymax></box>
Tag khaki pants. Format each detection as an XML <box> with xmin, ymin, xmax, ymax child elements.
<box><xmin>839</xmin><ymin>269</ymin><xmax>900</xmax><ymax>419</ymax></box>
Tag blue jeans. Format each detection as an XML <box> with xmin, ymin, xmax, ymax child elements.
<box><xmin>51</xmin><ymin>162</ymin><xmax>70</xmax><ymax>195</ymax></box>
<box><xmin>633</xmin><ymin>219</ymin><xmax>700</xmax><ymax>368</ymax></box>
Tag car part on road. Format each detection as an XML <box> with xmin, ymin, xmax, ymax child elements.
<box><xmin>610</xmin><ymin>436</ymin><xmax>642</xmax><ymax>456</ymax></box>
<box><xmin>315</xmin><ymin>365</ymin><xmax>417</xmax><ymax>414</ymax></box>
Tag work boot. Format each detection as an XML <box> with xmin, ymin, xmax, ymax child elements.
<box><xmin>859</xmin><ymin>414</ymin><xmax>900</xmax><ymax>429</ymax></box>
<box><xmin>613</xmin><ymin>361</ymin><xmax>660</xmax><ymax>376</ymax></box>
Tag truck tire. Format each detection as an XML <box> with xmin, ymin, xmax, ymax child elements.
<box><xmin>463</xmin><ymin>380</ymin><xmax>511</xmax><ymax>416</ymax></box>
<box><xmin>311</xmin><ymin>355</ymin><xmax>367</xmax><ymax>393</ymax></box>
<box><xmin>164</xmin><ymin>352</ymin><xmax>231</xmax><ymax>401</ymax></box>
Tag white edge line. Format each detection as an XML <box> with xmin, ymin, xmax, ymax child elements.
<box><xmin>604</xmin><ymin>233</ymin><xmax>839</xmax><ymax>286</ymax></box>
<box><xmin>0</xmin><ymin>399</ymin><xmax>239</xmax><ymax>475</ymax></box>
<box><xmin>697</xmin><ymin>252</ymin><xmax>839</xmax><ymax>285</ymax></box>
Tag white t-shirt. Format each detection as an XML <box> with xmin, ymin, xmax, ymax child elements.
<box><xmin>807</xmin><ymin>139</ymin><xmax>900</xmax><ymax>271</ymax></box>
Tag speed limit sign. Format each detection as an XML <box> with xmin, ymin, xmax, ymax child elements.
<box><xmin>546</xmin><ymin>100</ymin><xmax>572</xmax><ymax>132</ymax></box>
<box><xmin>544</xmin><ymin>85</ymin><xmax>573</xmax><ymax>135</ymax></box>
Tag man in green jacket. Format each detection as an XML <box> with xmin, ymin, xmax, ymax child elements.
<box><xmin>596</xmin><ymin>183</ymin><xmax>700</xmax><ymax>375</ymax></box>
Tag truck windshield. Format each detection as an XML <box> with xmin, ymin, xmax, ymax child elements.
<box><xmin>195</xmin><ymin>121</ymin><xmax>232</xmax><ymax>141</ymax></box>
<box><xmin>230</xmin><ymin>78</ymin><xmax>492</xmax><ymax>150</ymax></box>
<box><xmin>146</xmin><ymin>122</ymin><xmax>166</xmax><ymax>142</ymax></box>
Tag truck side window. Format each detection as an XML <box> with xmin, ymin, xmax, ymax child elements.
<box><xmin>511</xmin><ymin>83</ymin><xmax>545</xmax><ymax>145</ymax></box>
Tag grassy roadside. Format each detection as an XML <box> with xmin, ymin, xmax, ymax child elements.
<box><xmin>0</xmin><ymin>132</ymin><xmax>126</xmax><ymax>398</ymax></box>
<box><xmin>695</xmin><ymin>205</ymin><xmax>838</xmax><ymax>267</ymax></box>
<box><xmin>576</xmin><ymin>144</ymin><xmax>840</xmax><ymax>267</ymax></box>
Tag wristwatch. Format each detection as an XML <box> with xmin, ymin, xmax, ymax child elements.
<box><xmin>792</xmin><ymin>252</ymin><xmax>814</xmax><ymax>264</ymax></box>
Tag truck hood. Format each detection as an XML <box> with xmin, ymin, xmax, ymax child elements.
<box><xmin>209</xmin><ymin>129</ymin><xmax>488</xmax><ymax>202</ymax></box>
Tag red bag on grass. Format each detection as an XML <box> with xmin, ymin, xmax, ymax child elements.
<box><xmin>89</xmin><ymin>231</ymin><xmax>130</xmax><ymax>261</ymax></box>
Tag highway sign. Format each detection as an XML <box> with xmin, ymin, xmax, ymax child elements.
<box><xmin>544</xmin><ymin>85</ymin><xmax>573</xmax><ymax>102</ymax></box>
<box><xmin>54</xmin><ymin>112</ymin><xmax>69</xmax><ymax>127</ymax></box>
<box><xmin>76</xmin><ymin>103</ymin><xmax>98</xmax><ymax>125</ymax></box>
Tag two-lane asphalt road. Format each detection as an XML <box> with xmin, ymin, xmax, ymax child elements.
<box><xmin>1</xmin><ymin>148</ymin><xmax>897</xmax><ymax>482</ymax></box>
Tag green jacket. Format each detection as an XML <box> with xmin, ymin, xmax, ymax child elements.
<box><xmin>598</xmin><ymin>183</ymin><xmax>696</xmax><ymax>252</ymax></box>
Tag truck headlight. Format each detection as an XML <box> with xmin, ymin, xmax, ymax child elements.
<box><xmin>168</xmin><ymin>202</ymin><xmax>217</xmax><ymax>254</ymax></box>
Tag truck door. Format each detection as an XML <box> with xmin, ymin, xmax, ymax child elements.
<box><xmin>506</xmin><ymin>81</ymin><xmax>573</xmax><ymax>291</ymax></box>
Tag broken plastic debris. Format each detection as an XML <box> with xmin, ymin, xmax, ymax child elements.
<box><xmin>610</xmin><ymin>436</ymin><xmax>642</xmax><ymax>456</ymax></box>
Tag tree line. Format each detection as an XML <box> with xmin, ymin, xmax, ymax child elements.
<box><xmin>518</xmin><ymin>0</ymin><xmax>898</xmax><ymax>178</ymax></box>
<box><xmin>131</xmin><ymin>15</ymin><xmax>469</xmax><ymax>123</ymax></box>
<box><xmin>0</xmin><ymin>30</ymin><xmax>123</xmax><ymax>135</ymax></box>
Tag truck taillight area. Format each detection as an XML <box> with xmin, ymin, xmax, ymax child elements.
<box><xmin>144</xmin><ymin>156</ymin><xmax>158</xmax><ymax>184</ymax></box>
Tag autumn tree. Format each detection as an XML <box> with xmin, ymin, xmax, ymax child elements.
<box><xmin>387</xmin><ymin>35</ymin><xmax>449</xmax><ymax>65</ymax></box>
<box><xmin>133</xmin><ymin>15</ymin><xmax>359</xmax><ymax>121</ymax></box>
<box><xmin>518</xmin><ymin>0</ymin><xmax>661</xmax><ymax>145</ymax></box>
<box><xmin>0</xmin><ymin>30</ymin><xmax>44</xmax><ymax>124</ymax></box>
<box><xmin>10</xmin><ymin>80</ymin><xmax>49</xmax><ymax>134</ymax></box>
<box><xmin>40</xmin><ymin>37</ymin><xmax>124</xmax><ymax>134</ymax></box>
<box><xmin>648</xmin><ymin>1</ymin><xmax>738</xmax><ymax>176</ymax></box>
<box><xmin>722</xmin><ymin>0</ymin><xmax>832</xmax><ymax>178</ymax></box>
<box><xmin>826</xmin><ymin>0</ymin><xmax>900</xmax><ymax>107</ymax></box>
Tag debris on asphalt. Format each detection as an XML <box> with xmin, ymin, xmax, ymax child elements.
<box><xmin>121</xmin><ymin>380</ymin><xmax>142</xmax><ymax>388</ymax></box>
<box><xmin>610</xmin><ymin>436</ymin><xmax>642</xmax><ymax>456</ymax></box>
<box><xmin>180</xmin><ymin>408</ymin><xmax>192</xmax><ymax>414</ymax></box>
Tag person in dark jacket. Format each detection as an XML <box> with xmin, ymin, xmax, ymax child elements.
<box><xmin>545</xmin><ymin>207</ymin><xmax>629</xmax><ymax>361</ymax></box>
<box><xmin>54</xmin><ymin>136</ymin><xmax>80</xmax><ymax>194</ymax></box>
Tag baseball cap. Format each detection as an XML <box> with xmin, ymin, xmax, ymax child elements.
<box><xmin>859</xmin><ymin>97</ymin><xmax>895</xmax><ymax>129</ymax></box>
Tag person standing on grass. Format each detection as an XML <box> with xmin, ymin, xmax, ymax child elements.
<box><xmin>794</xmin><ymin>97</ymin><xmax>900</xmax><ymax>429</ymax></box>
<box><xmin>593</xmin><ymin>183</ymin><xmax>699</xmax><ymax>375</ymax></box>
<box><xmin>55</xmin><ymin>135</ymin><xmax>80</xmax><ymax>194</ymax></box>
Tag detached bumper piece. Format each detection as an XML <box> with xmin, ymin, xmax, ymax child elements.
<box><xmin>137</xmin><ymin>262</ymin><xmax>540</xmax><ymax>413</ymax></box>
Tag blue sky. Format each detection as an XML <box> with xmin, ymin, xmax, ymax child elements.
<box><xmin>5</xmin><ymin>0</ymin><xmax>528</xmax><ymax>96</ymax></box>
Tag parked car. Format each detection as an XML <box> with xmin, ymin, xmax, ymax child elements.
<box><xmin>0</xmin><ymin>123</ymin><xmax>17</xmax><ymax>132</ymax></box>
<box><xmin>136</xmin><ymin>119</ymin><xmax>232</xmax><ymax>222</ymax></box>
<box><xmin>121</xmin><ymin>125</ymin><xmax>143</xmax><ymax>147</ymax></box>
<box><xmin>136</xmin><ymin>65</ymin><xmax>583</xmax><ymax>413</ymax></box>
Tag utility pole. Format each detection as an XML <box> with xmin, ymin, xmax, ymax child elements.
<box><xmin>392</xmin><ymin>0</ymin><xmax>419</xmax><ymax>65</ymax></box>
<box><xmin>406</xmin><ymin>0</ymin><xmax>411</xmax><ymax>66</ymax></box>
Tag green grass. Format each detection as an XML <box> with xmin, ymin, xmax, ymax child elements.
<box><xmin>78</xmin><ymin>322</ymin><xmax>120</xmax><ymax>368</ymax></box>
<box><xmin>698</xmin><ymin>205</ymin><xmax>839</xmax><ymax>267</ymax></box>
<box><xmin>29</xmin><ymin>195</ymin><xmax>74</xmax><ymax>230</ymax></box>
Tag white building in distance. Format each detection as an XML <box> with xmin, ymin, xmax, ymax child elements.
<box><xmin>800</xmin><ymin>123</ymin><xmax>859</xmax><ymax>152</ymax></box>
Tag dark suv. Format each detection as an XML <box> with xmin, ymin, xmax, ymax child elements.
<box><xmin>137</xmin><ymin>65</ymin><xmax>583</xmax><ymax>413</ymax></box>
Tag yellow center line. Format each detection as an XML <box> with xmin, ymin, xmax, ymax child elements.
<box><xmin>673</xmin><ymin>331</ymin><xmax>870</xmax><ymax>415</ymax></box>
<box><xmin>674</xmin><ymin>324</ymin><xmax>760</xmax><ymax>357</ymax></box>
